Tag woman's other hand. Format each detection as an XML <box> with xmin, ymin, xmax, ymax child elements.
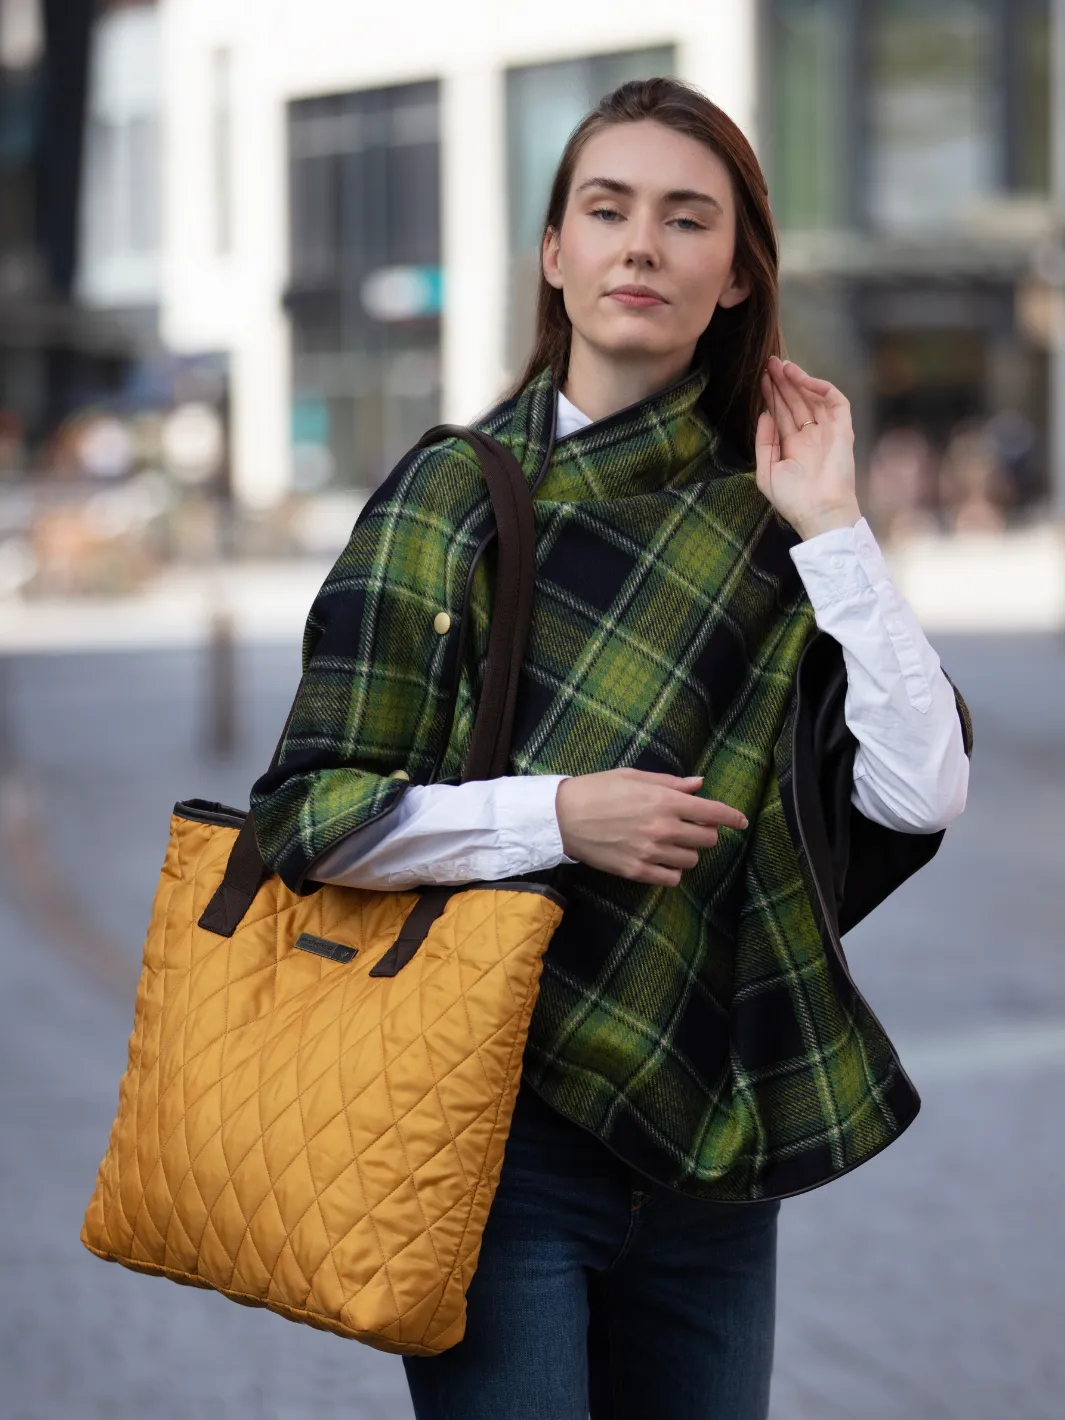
<box><xmin>555</xmin><ymin>770</ymin><xmax>748</xmax><ymax>887</ymax></box>
<box><xmin>755</xmin><ymin>356</ymin><xmax>862</xmax><ymax>540</ymax></box>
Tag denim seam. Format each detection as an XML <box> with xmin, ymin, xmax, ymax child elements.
<box><xmin>605</xmin><ymin>1203</ymin><xmax>643</xmax><ymax>1272</ymax></box>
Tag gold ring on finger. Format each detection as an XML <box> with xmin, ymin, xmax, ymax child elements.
<box><xmin>800</xmin><ymin>419</ymin><xmax>817</xmax><ymax>429</ymax></box>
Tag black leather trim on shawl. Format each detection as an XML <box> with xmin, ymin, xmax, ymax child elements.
<box><xmin>793</xmin><ymin>629</ymin><xmax>974</xmax><ymax>941</ymax></box>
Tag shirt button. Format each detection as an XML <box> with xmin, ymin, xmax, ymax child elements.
<box><xmin>831</xmin><ymin>556</ymin><xmax>845</xmax><ymax>570</ymax></box>
<box><xmin>433</xmin><ymin>611</ymin><xmax>452</xmax><ymax>634</ymax></box>
<box><xmin>388</xmin><ymin>769</ymin><xmax>410</xmax><ymax>781</ymax></box>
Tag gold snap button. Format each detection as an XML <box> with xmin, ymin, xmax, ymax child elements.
<box><xmin>433</xmin><ymin>611</ymin><xmax>452</xmax><ymax>634</ymax></box>
<box><xmin>388</xmin><ymin>769</ymin><xmax>410</xmax><ymax>781</ymax></box>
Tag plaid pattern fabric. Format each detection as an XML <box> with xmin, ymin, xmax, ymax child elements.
<box><xmin>251</xmin><ymin>361</ymin><xmax>972</xmax><ymax>1200</ymax></box>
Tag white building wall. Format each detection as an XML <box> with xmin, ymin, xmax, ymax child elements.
<box><xmin>159</xmin><ymin>0</ymin><xmax>759</xmax><ymax>508</ymax></box>
<box><xmin>77</xmin><ymin>3</ymin><xmax>163</xmax><ymax>311</ymax></box>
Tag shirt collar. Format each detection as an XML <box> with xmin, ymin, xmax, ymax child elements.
<box><xmin>556</xmin><ymin>389</ymin><xmax>594</xmax><ymax>440</ymax></box>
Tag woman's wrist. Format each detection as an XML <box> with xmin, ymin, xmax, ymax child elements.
<box><xmin>793</xmin><ymin>497</ymin><xmax>862</xmax><ymax>541</ymax></box>
<box><xmin>555</xmin><ymin>776</ymin><xmax>578</xmax><ymax>860</ymax></box>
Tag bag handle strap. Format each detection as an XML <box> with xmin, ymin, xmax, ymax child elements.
<box><xmin>198</xmin><ymin>427</ymin><xmax>536</xmax><ymax>937</ymax></box>
<box><xmin>412</xmin><ymin>425</ymin><xmax>536</xmax><ymax>782</ymax></box>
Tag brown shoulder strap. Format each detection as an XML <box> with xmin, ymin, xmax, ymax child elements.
<box><xmin>412</xmin><ymin>425</ymin><xmax>535</xmax><ymax>781</ymax></box>
<box><xmin>199</xmin><ymin>425</ymin><xmax>537</xmax><ymax>936</ymax></box>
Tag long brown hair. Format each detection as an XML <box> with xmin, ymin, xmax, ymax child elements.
<box><xmin>507</xmin><ymin>76</ymin><xmax>783</xmax><ymax>464</ymax></box>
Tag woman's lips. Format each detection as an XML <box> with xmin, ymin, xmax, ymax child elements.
<box><xmin>606</xmin><ymin>291</ymin><xmax>666</xmax><ymax>308</ymax></box>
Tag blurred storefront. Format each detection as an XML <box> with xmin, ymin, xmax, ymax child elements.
<box><xmin>77</xmin><ymin>0</ymin><xmax>162</xmax><ymax>345</ymax></box>
<box><xmin>284</xmin><ymin>81</ymin><xmax>442</xmax><ymax>494</ymax></box>
<box><xmin>0</xmin><ymin>0</ymin><xmax>129</xmax><ymax>470</ymax></box>
<box><xmin>147</xmin><ymin>0</ymin><xmax>1064</xmax><ymax>537</ymax></box>
<box><xmin>767</xmin><ymin>0</ymin><xmax>1060</xmax><ymax>535</ymax></box>
<box><xmin>0</xmin><ymin>0</ymin><xmax>236</xmax><ymax>596</ymax></box>
<box><xmin>158</xmin><ymin>1</ymin><xmax>756</xmax><ymax>517</ymax></box>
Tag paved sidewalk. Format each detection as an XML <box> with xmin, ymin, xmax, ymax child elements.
<box><xmin>0</xmin><ymin>890</ymin><xmax>414</xmax><ymax>1420</ymax></box>
<box><xmin>0</xmin><ymin>634</ymin><xmax>1062</xmax><ymax>1418</ymax></box>
<box><xmin>0</xmin><ymin>520</ymin><xmax>1062</xmax><ymax>658</ymax></box>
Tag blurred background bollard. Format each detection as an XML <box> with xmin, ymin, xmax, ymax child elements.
<box><xmin>205</xmin><ymin>604</ymin><xmax>238</xmax><ymax>759</ymax></box>
<box><xmin>0</xmin><ymin>653</ymin><xmax>12</xmax><ymax>778</ymax></box>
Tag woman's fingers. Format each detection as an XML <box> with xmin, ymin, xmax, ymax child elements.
<box><xmin>755</xmin><ymin>407</ymin><xmax>778</xmax><ymax>454</ymax></box>
<box><xmin>639</xmin><ymin>863</ymin><xmax>684</xmax><ymax>887</ymax></box>
<box><xmin>754</xmin><ymin>409</ymin><xmax>779</xmax><ymax>498</ymax></box>
<box><xmin>628</xmin><ymin>770</ymin><xmax>705</xmax><ymax>788</ymax></box>
<box><xmin>559</xmin><ymin>768</ymin><xmax>749</xmax><ymax>885</ymax></box>
<box><xmin>669</xmin><ymin>793</ymin><xmax>748</xmax><ymax>832</ymax></box>
<box><xmin>702</xmin><ymin>799</ymin><xmax>750</xmax><ymax>831</ymax></box>
<box><xmin>768</xmin><ymin>356</ymin><xmax>817</xmax><ymax>434</ymax></box>
<box><xmin>782</xmin><ymin>361</ymin><xmax>851</xmax><ymax>416</ymax></box>
<box><xmin>768</xmin><ymin>361</ymin><xmax>810</xmax><ymax>438</ymax></box>
<box><xmin>639</xmin><ymin>799</ymin><xmax>750</xmax><ymax>879</ymax></box>
<box><xmin>649</xmin><ymin>844</ymin><xmax>701</xmax><ymax>872</ymax></box>
<box><xmin>668</xmin><ymin>822</ymin><xmax>720</xmax><ymax>851</ymax></box>
<box><xmin>760</xmin><ymin>370</ymin><xmax>783</xmax><ymax>432</ymax></box>
<box><xmin>764</xmin><ymin>364</ymin><xmax>797</xmax><ymax>438</ymax></box>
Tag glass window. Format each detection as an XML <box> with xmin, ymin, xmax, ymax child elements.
<box><xmin>768</xmin><ymin>0</ymin><xmax>1051</xmax><ymax>231</ymax></box>
<box><xmin>504</xmin><ymin>47</ymin><xmax>675</xmax><ymax>372</ymax></box>
<box><xmin>286</xmin><ymin>81</ymin><xmax>441</xmax><ymax>491</ymax></box>
<box><xmin>766</xmin><ymin>0</ymin><xmax>855</xmax><ymax>230</ymax></box>
<box><xmin>1005</xmin><ymin>0</ymin><xmax>1050</xmax><ymax>194</ymax></box>
<box><xmin>866</xmin><ymin>0</ymin><xmax>998</xmax><ymax>232</ymax></box>
<box><xmin>0</xmin><ymin>56</ymin><xmax>39</xmax><ymax>251</ymax></box>
<box><xmin>127</xmin><ymin>114</ymin><xmax>158</xmax><ymax>253</ymax></box>
<box><xmin>83</xmin><ymin>116</ymin><xmax>118</xmax><ymax>257</ymax></box>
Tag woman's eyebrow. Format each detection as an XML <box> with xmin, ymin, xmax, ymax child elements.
<box><xmin>573</xmin><ymin>176</ymin><xmax>724</xmax><ymax>215</ymax></box>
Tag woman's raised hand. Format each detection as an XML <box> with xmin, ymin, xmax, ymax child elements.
<box><xmin>755</xmin><ymin>355</ymin><xmax>862</xmax><ymax>541</ymax></box>
<box><xmin>554</xmin><ymin>769</ymin><xmax>748</xmax><ymax>887</ymax></box>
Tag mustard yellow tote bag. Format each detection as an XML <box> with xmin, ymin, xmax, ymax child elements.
<box><xmin>81</xmin><ymin>427</ymin><xmax>565</xmax><ymax>1356</ymax></box>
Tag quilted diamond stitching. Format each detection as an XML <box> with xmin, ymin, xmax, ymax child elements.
<box><xmin>144</xmin><ymin>915</ymin><xmax>529</xmax><ymax>1177</ymax></box>
<box><xmin>82</xmin><ymin>817</ymin><xmax>562</xmax><ymax>1353</ymax></box>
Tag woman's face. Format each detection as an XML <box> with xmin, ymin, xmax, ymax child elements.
<box><xmin>543</xmin><ymin>119</ymin><xmax>750</xmax><ymax>366</ymax></box>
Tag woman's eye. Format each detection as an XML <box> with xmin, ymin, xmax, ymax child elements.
<box><xmin>588</xmin><ymin>207</ymin><xmax>704</xmax><ymax>232</ymax></box>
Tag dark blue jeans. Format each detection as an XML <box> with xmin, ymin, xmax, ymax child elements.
<box><xmin>402</xmin><ymin>1082</ymin><xmax>779</xmax><ymax>1420</ymax></box>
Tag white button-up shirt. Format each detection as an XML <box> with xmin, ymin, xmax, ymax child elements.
<box><xmin>311</xmin><ymin>390</ymin><xmax>969</xmax><ymax>889</ymax></box>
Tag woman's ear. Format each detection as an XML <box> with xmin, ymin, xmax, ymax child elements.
<box><xmin>542</xmin><ymin>226</ymin><xmax>563</xmax><ymax>291</ymax></box>
<box><xmin>717</xmin><ymin>267</ymin><xmax>751</xmax><ymax>310</ymax></box>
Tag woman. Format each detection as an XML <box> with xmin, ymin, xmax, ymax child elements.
<box><xmin>252</xmin><ymin>78</ymin><xmax>972</xmax><ymax>1420</ymax></box>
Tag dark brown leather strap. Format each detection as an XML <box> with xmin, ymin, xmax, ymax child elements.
<box><xmin>411</xmin><ymin>425</ymin><xmax>535</xmax><ymax>781</ymax></box>
<box><xmin>197</xmin><ymin>814</ymin><xmax>269</xmax><ymax>936</ymax></box>
<box><xmin>199</xmin><ymin>426</ymin><xmax>537</xmax><ymax>937</ymax></box>
<box><xmin>367</xmin><ymin>886</ymin><xmax>459</xmax><ymax>976</ymax></box>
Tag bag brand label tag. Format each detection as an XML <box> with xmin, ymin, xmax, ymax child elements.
<box><xmin>293</xmin><ymin>933</ymin><xmax>357</xmax><ymax>964</ymax></box>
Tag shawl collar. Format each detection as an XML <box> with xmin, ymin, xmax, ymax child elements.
<box><xmin>476</xmin><ymin>358</ymin><xmax>731</xmax><ymax>502</ymax></box>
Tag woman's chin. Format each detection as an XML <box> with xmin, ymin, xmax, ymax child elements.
<box><xmin>582</xmin><ymin>328</ymin><xmax>683</xmax><ymax>362</ymax></box>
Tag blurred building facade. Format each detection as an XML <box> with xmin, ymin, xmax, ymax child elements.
<box><xmin>157</xmin><ymin>0</ymin><xmax>1065</xmax><ymax>526</ymax></box>
<box><xmin>5</xmin><ymin>0</ymin><xmax>1065</xmax><ymax>537</ymax></box>
<box><xmin>768</xmin><ymin>0</ymin><xmax>1063</xmax><ymax>535</ymax></box>
<box><xmin>156</xmin><ymin>1</ymin><xmax>757</xmax><ymax>509</ymax></box>
<box><xmin>76</xmin><ymin>0</ymin><xmax>162</xmax><ymax>341</ymax></box>
<box><xmin>0</xmin><ymin>0</ymin><xmax>134</xmax><ymax>473</ymax></box>
<box><xmin>0</xmin><ymin>0</ymin><xmax>240</xmax><ymax>597</ymax></box>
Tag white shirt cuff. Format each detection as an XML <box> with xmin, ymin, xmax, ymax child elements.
<box><xmin>787</xmin><ymin>516</ymin><xmax>883</xmax><ymax>611</ymax></box>
<box><xmin>310</xmin><ymin>771</ymin><xmax>577</xmax><ymax>888</ymax></box>
<box><xmin>787</xmin><ymin>514</ymin><xmax>969</xmax><ymax>832</ymax></box>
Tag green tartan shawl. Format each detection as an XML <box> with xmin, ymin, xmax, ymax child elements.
<box><xmin>251</xmin><ymin>359</ymin><xmax>973</xmax><ymax>1201</ymax></box>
